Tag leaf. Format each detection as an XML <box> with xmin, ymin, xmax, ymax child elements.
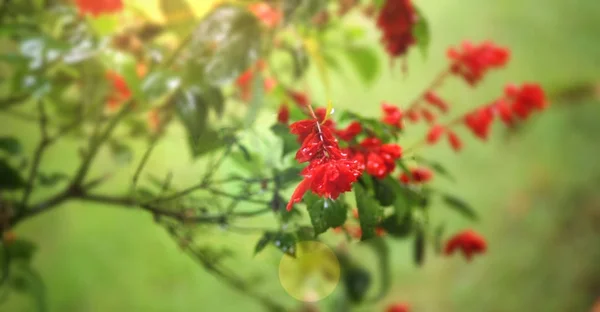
<box><xmin>6</xmin><ymin>239</ymin><xmax>37</xmax><ymax>263</ymax></box>
<box><xmin>344</xmin><ymin>45</ymin><xmax>380</xmax><ymax>85</ymax></box>
<box><xmin>442</xmin><ymin>194</ymin><xmax>478</xmax><ymax>221</ymax></box>
<box><xmin>253</xmin><ymin>231</ymin><xmax>296</xmax><ymax>256</ymax></box>
<box><xmin>354</xmin><ymin>183</ymin><xmax>382</xmax><ymax>240</ymax></box>
<box><xmin>412</xmin><ymin>6</ymin><xmax>430</xmax><ymax>57</ymax></box>
<box><xmin>140</xmin><ymin>70</ymin><xmax>181</xmax><ymax>103</ymax></box>
<box><xmin>37</xmin><ymin>172</ymin><xmax>69</xmax><ymax>187</ymax></box>
<box><xmin>270</xmin><ymin>123</ymin><xmax>299</xmax><ymax>158</ymax></box>
<box><xmin>275</xmin><ymin>166</ymin><xmax>303</xmax><ymax>188</ymax></box>
<box><xmin>415</xmin><ymin>157</ymin><xmax>455</xmax><ymax>182</ymax></box>
<box><xmin>380</xmin><ymin>213</ymin><xmax>413</xmax><ymax>239</ymax></box>
<box><xmin>244</xmin><ymin>73</ymin><xmax>265</xmax><ymax>128</ymax></box>
<box><xmin>373</xmin><ymin>177</ymin><xmax>396</xmax><ymax>207</ymax></box>
<box><xmin>108</xmin><ymin>141</ymin><xmax>134</xmax><ymax>166</ymax></box>
<box><xmin>254</xmin><ymin>232</ymin><xmax>273</xmax><ymax>255</ymax></box>
<box><xmin>87</xmin><ymin>14</ymin><xmax>118</xmax><ymax>36</ymax></box>
<box><xmin>343</xmin><ymin>266</ymin><xmax>371</xmax><ymax>303</ymax></box>
<box><xmin>186</xmin><ymin>5</ymin><xmax>262</xmax><ymax>86</ymax></box>
<box><xmin>413</xmin><ymin>226</ymin><xmax>425</xmax><ymax>266</ymax></box>
<box><xmin>175</xmin><ymin>89</ymin><xmax>224</xmax><ymax>158</ymax></box>
<box><xmin>0</xmin><ymin>159</ymin><xmax>27</xmax><ymax>190</ymax></box>
<box><xmin>0</xmin><ymin>137</ymin><xmax>22</xmax><ymax>155</ymax></box>
<box><xmin>308</xmin><ymin>198</ymin><xmax>347</xmax><ymax>236</ymax></box>
<box><xmin>366</xmin><ymin>237</ymin><xmax>390</xmax><ymax>302</ymax></box>
<box><xmin>434</xmin><ymin>223</ymin><xmax>445</xmax><ymax>255</ymax></box>
<box><xmin>159</xmin><ymin>0</ymin><xmax>197</xmax><ymax>35</ymax></box>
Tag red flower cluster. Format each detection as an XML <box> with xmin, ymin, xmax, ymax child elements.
<box><xmin>286</xmin><ymin>116</ymin><xmax>363</xmax><ymax>210</ymax></box>
<box><xmin>386</xmin><ymin>302</ymin><xmax>411</xmax><ymax>312</ymax></box>
<box><xmin>336</xmin><ymin>121</ymin><xmax>362</xmax><ymax>141</ymax></box>
<box><xmin>277</xmin><ymin>104</ymin><xmax>290</xmax><ymax>124</ymax></box>
<box><xmin>376</xmin><ymin>0</ymin><xmax>417</xmax><ymax>58</ymax></box>
<box><xmin>236</xmin><ymin>61</ymin><xmax>276</xmax><ymax>102</ymax></box>
<box><xmin>399</xmin><ymin>167</ymin><xmax>433</xmax><ymax>184</ymax></box>
<box><xmin>447</xmin><ymin>41</ymin><xmax>510</xmax><ymax>85</ymax></box>
<box><xmin>444</xmin><ymin>229</ymin><xmax>487</xmax><ymax>261</ymax></box>
<box><xmin>75</xmin><ymin>0</ymin><xmax>123</xmax><ymax>16</ymax></box>
<box><xmin>347</xmin><ymin>138</ymin><xmax>403</xmax><ymax>179</ymax></box>
<box><xmin>500</xmin><ymin>83</ymin><xmax>547</xmax><ymax>123</ymax></box>
<box><xmin>106</xmin><ymin>71</ymin><xmax>131</xmax><ymax>111</ymax></box>
<box><xmin>381</xmin><ymin>102</ymin><xmax>403</xmax><ymax>129</ymax></box>
<box><xmin>424</xmin><ymin>91</ymin><xmax>449</xmax><ymax>113</ymax></box>
<box><xmin>464</xmin><ymin>106</ymin><xmax>494</xmax><ymax>140</ymax></box>
<box><xmin>248</xmin><ymin>2</ymin><xmax>282</xmax><ymax>28</ymax></box>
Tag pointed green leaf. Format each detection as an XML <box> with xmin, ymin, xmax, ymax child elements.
<box><xmin>0</xmin><ymin>137</ymin><xmax>22</xmax><ymax>155</ymax></box>
<box><xmin>442</xmin><ymin>194</ymin><xmax>478</xmax><ymax>220</ymax></box>
<box><xmin>413</xmin><ymin>226</ymin><xmax>425</xmax><ymax>266</ymax></box>
<box><xmin>354</xmin><ymin>183</ymin><xmax>382</xmax><ymax>240</ymax></box>
<box><xmin>0</xmin><ymin>159</ymin><xmax>26</xmax><ymax>190</ymax></box>
<box><xmin>308</xmin><ymin>198</ymin><xmax>347</xmax><ymax>236</ymax></box>
<box><xmin>373</xmin><ymin>177</ymin><xmax>396</xmax><ymax>207</ymax></box>
<box><xmin>380</xmin><ymin>213</ymin><xmax>413</xmax><ymax>239</ymax></box>
<box><xmin>344</xmin><ymin>45</ymin><xmax>380</xmax><ymax>86</ymax></box>
<box><xmin>254</xmin><ymin>232</ymin><xmax>273</xmax><ymax>255</ymax></box>
<box><xmin>366</xmin><ymin>237</ymin><xmax>390</xmax><ymax>302</ymax></box>
<box><xmin>343</xmin><ymin>265</ymin><xmax>371</xmax><ymax>303</ymax></box>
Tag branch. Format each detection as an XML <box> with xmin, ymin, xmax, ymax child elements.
<box><xmin>20</xmin><ymin>101</ymin><xmax>51</xmax><ymax>208</ymax></box>
<box><xmin>404</xmin><ymin>68</ymin><xmax>451</xmax><ymax>114</ymax></box>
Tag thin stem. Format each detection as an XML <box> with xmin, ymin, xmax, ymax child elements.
<box><xmin>404</xmin><ymin>68</ymin><xmax>451</xmax><ymax>114</ymax></box>
<box><xmin>20</xmin><ymin>101</ymin><xmax>50</xmax><ymax>208</ymax></box>
<box><xmin>132</xmin><ymin>137</ymin><xmax>158</xmax><ymax>187</ymax></box>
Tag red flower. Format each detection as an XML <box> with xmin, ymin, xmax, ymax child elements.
<box><xmin>424</xmin><ymin>91</ymin><xmax>449</xmax><ymax>113</ymax></box>
<box><xmin>444</xmin><ymin>229</ymin><xmax>487</xmax><ymax>261</ymax></box>
<box><xmin>249</xmin><ymin>2</ymin><xmax>282</xmax><ymax>28</ymax></box>
<box><xmin>495</xmin><ymin>98</ymin><xmax>513</xmax><ymax>126</ymax></box>
<box><xmin>381</xmin><ymin>102</ymin><xmax>403</xmax><ymax>129</ymax></box>
<box><xmin>447</xmin><ymin>131</ymin><xmax>462</xmax><ymax>152</ymax></box>
<box><xmin>421</xmin><ymin>108</ymin><xmax>436</xmax><ymax>124</ymax></box>
<box><xmin>406</xmin><ymin>109</ymin><xmax>420</xmax><ymax>123</ymax></box>
<box><xmin>75</xmin><ymin>0</ymin><xmax>123</xmax><ymax>16</ymax></box>
<box><xmin>386</xmin><ymin>302</ymin><xmax>411</xmax><ymax>312</ymax></box>
<box><xmin>399</xmin><ymin>167</ymin><xmax>433</xmax><ymax>184</ymax></box>
<box><xmin>106</xmin><ymin>71</ymin><xmax>131</xmax><ymax>111</ymax></box>
<box><xmin>464</xmin><ymin>106</ymin><xmax>494</xmax><ymax>140</ymax></box>
<box><xmin>376</xmin><ymin>0</ymin><xmax>417</xmax><ymax>58</ymax></box>
<box><xmin>288</xmin><ymin>90</ymin><xmax>310</xmax><ymax>109</ymax></box>
<box><xmin>447</xmin><ymin>41</ymin><xmax>510</xmax><ymax>85</ymax></box>
<box><xmin>505</xmin><ymin>83</ymin><xmax>547</xmax><ymax>120</ymax></box>
<box><xmin>426</xmin><ymin>124</ymin><xmax>444</xmax><ymax>144</ymax></box>
<box><xmin>336</xmin><ymin>121</ymin><xmax>363</xmax><ymax>141</ymax></box>
<box><xmin>350</xmin><ymin>138</ymin><xmax>402</xmax><ymax>179</ymax></box>
<box><xmin>235</xmin><ymin>63</ymin><xmax>276</xmax><ymax>102</ymax></box>
<box><xmin>277</xmin><ymin>104</ymin><xmax>290</xmax><ymax>124</ymax></box>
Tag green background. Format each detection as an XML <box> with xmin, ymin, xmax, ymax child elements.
<box><xmin>3</xmin><ymin>0</ymin><xmax>600</xmax><ymax>311</ymax></box>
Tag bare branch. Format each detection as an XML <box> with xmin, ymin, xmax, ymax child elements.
<box><xmin>20</xmin><ymin>101</ymin><xmax>51</xmax><ymax>207</ymax></box>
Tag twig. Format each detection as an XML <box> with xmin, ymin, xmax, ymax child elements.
<box><xmin>132</xmin><ymin>137</ymin><xmax>159</xmax><ymax>187</ymax></box>
<box><xmin>20</xmin><ymin>101</ymin><xmax>51</xmax><ymax>207</ymax></box>
<box><xmin>403</xmin><ymin>69</ymin><xmax>450</xmax><ymax>114</ymax></box>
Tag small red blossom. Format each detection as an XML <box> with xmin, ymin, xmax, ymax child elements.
<box><xmin>336</xmin><ymin>121</ymin><xmax>363</xmax><ymax>141</ymax></box>
<box><xmin>386</xmin><ymin>302</ymin><xmax>411</xmax><ymax>312</ymax></box>
<box><xmin>421</xmin><ymin>108</ymin><xmax>436</xmax><ymax>124</ymax></box>
<box><xmin>464</xmin><ymin>106</ymin><xmax>494</xmax><ymax>140</ymax></box>
<box><xmin>249</xmin><ymin>2</ymin><xmax>282</xmax><ymax>28</ymax></box>
<box><xmin>277</xmin><ymin>104</ymin><xmax>290</xmax><ymax>124</ymax></box>
<box><xmin>504</xmin><ymin>83</ymin><xmax>547</xmax><ymax>120</ymax></box>
<box><xmin>447</xmin><ymin>131</ymin><xmax>463</xmax><ymax>152</ymax></box>
<box><xmin>381</xmin><ymin>102</ymin><xmax>403</xmax><ymax>129</ymax></box>
<box><xmin>424</xmin><ymin>91</ymin><xmax>449</xmax><ymax>113</ymax></box>
<box><xmin>444</xmin><ymin>229</ymin><xmax>487</xmax><ymax>261</ymax></box>
<box><xmin>495</xmin><ymin>98</ymin><xmax>513</xmax><ymax>126</ymax></box>
<box><xmin>288</xmin><ymin>90</ymin><xmax>310</xmax><ymax>109</ymax></box>
<box><xmin>235</xmin><ymin>63</ymin><xmax>276</xmax><ymax>102</ymax></box>
<box><xmin>447</xmin><ymin>41</ymin><xmax>510</xmax><ymax>85</ymax></box>
<box><xmin>349</xmin><ymin>138</ymin><xmax>402</xmax><ymax>179</ymax></box>
<box><xmin>376</xmin><ymin>0</ymin><xmax>417</xmax><ymax>58</ymax></box>
<box><xmin>105</xmin><ymin>71</ymin><xmax>131</xmax><ymax>111</ymax></box>
<box><xmin>75</xmin><ymin>0</ymin><xmax>123</xmax><ymax>17</ymax></box>
<box><xmin>406</xmin><ymin>109</ymin><xmax>420</xmax><ymax>123</ymax></box>
<box><xmin>399</xmin><ymin>167</ymin><xmax>433</xmax><ymax>184</ymax></box>
<box><xmin>426</xmin><ymin>124</ymin><xmax>444</xmax><ymax>144</ymax></box>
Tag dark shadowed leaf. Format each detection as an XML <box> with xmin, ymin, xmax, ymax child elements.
<box><xmin>412</xmin><ymin>6</ymin><xmax>430</xmax><ymax>57</ymax></box>
<box><xmin>413</xmin><ymin>226</ymin><xmax>425</xmax><ymax>266</ymax></box>
<box><xmin>343</xmin><ymin>265</ymin><xmax>371</xmax><ymax>303</ymax></box>
<box><xmin>434</xmin><ymin>223</ymin><xmax>445</xmax><ymax>255</ymax></box>
<box><xmin>6</xmin><ymin>239</ymin><xmax>37</xmax><ymax>263</ymax></box>
<box><xmin>308</xmin><ymin>198</ymin><xmax>347</xmax><ymax>236</ymax></box>
<box><xmin>275</xmin><ymin>166</ymin><xmax>303</xmax><ymax>188</ymax></box>
<box><xmin>254</xmin><ymin>231</ymin><xmax>296</xmax><ymax>256</ymax></box>
<box><xmin>373</xmin><ymin>177</ymin><xmax>396</xmax><ymax>207</ymax></box>
<box><xmin>0</xmin><ymin>137</ymin><xmax>22</xmax><ymax>155</ymax></box>
<box><xmin>442</xmin><ymin>194</ymin><xmax>478</xmax><ymax>220</ymax></box>
<box><xmin>108</xmin><ymin>140</ymin><xmax>134</xmax><ymax>165</ymax></box>
<box><xmin>0</xmin><ymin>159</ymin><xmax>26</xmax><ymax>190</ymax></box>
<box><xmin>254</xmin><ymin>232</ymin><xmax>273</xmax><ymax>255</ymax></box>
<box><xmin>354</xmin><ymin>183</ymin><xmax>382</xmax><ymax>240</ymax></box>
<box><xmin>380</xmin><ymin>213</ymin><xmax>413</xmax><ymax>239</ymax></box>
<box><xmin>344</xmin><ymin>45</ymin><xmax>380</xmax><ymax>85</ymax></box>
<box><xmin>366</xmin><ymin>237</ymin><xmax>390</xmax><ymax>302</ymax></box>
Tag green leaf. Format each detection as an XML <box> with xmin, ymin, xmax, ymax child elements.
<box><xmin>87</xmin><ymin>14</ymin><xmax>118</xmax><ymax>36</ymax></box>
<box><xmin>380</xmin><ymin>213</ymin><xmax>413</xmax><ymax>239</ymax></box>
<box><xmin>0</xmin><ymin>159</ymin><xmax>27</xmax><ymax>190</ymax></box>
<box><xmin>140</xmin><ymin>70</ymin><xmax>181</xmax><ymax>103</ymax></box>
<box><xmin>254</xmin><ymin>232</ymin><xmax>273</xmax><ymax>255</ymax></box>
<box><xmin>6</xmin><ymin>239</ymin><xmax>38</xmax><ymax>263</ymax></box>
<box><xmin>373</xmin><ymin>177</ymin><xmax>396</xmax><ymax>207</ymax></box>
<box><xmin>354</xmin><ymin>183</ymin><xmax>382</xmax><ymax>241</ymax></box>
<box><xmin>343</xmin><ymin>266</ymin><xmax>371</xmax><ymax>303</ymax></box>
<box><xmin>373</xmin><ymin>0</ymin><xmax>385</xmax><ymax>9</ymax></box>
<box><xmin>344</xmin><ymin>45</ymin><xmax>380</xmax><ymax>85</ymax></box>
<box><xmin>37</xmin><ymin>172</ymin><xmax>69</xmax><ymax>187</ymax></box>
<box><xmin>244</xmin><ymin>73</ymin><xmax>265</xmax><ymax>128</ymax></box>
<box><xmin>308</xmin><ymin>198</ymin><xmax>347</xmax><ymax>236</ymax></box>
<box><xmin>272</xmin><ymin>232</ymin><xmax>297</xmax><ymax>257</ymax></box>
<box><xmin>442</xmin><ymin>194</ymin><xmax>478</xmax><ymax>221</ymax></box>
<box><xmin>0</xmin><ymin>137</ymin><xmax>22</xmax><ymax>155</ymax></box>
<box><xmin>186</xmin><ymin>5</ymin><xmax>262</xmax><ymax>86</ymax></box>
<box><xmin>175</xmin><ymin>89</ymin><xmax>224</xmax><ymax>158</ymax></box>
<box><xmin>159</xmin><ymin>0</ymin><xmax>197</xmax><ymax>35</ymax></box>
<box><xmin>108</xmin><ymin>141</ymin><xmax>134</xmax><ymax>166</ymax></box>
<box><xmin>412</xmin><ymin>6</ymin><xmax>430</xmax><ymax>57</ymax></box>
<box><xmin>270</xmin><ymin>123</ymin><xmax>299</xmax><ymax>158</ymax></box>
<box><xmin>366</xmin><ymin>237</ymin><xmax>390</xmax><ymax>302</ymax></box>
<box><xmin>275</xmin><ymin>166</ymin><xmax>303</xmax><ymax>189</ymax></box>
<box><xmin>415</xmin><ymin>157</ymin><xmax>455</xmax><ymax>182</ymax></box>
<box><xmin>434</xmin><ymin>223</ymin><xmax>445</xmax><ymax>255</ymax></box>
<box><xmin>413</xmin><ymin>226</ymin><xmax>425</xmax><ymax>266</ymax></box>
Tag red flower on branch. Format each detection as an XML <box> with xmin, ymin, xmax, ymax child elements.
<box><xmin>504</xmin><ymin>83</ymin><xmax>547</xmax><ymax>120</ymax></box>
<box><xmin>336</xmin><ymin>121</ymin><xmax>363</xmax><ymax>141</ymax></box>
<box><xmin>399</xmin><ymin>167</ymin><xmax>433</xmax><ymax>184</ymax></box>
<box><xmin>75</xmin><ymin>0</ymin><xmax>123</xmax><ymax>17</ymax></box>
<box><xmin>386</xmin><ymin>302</ymin><xmax>411</xmax><ymax>312</ymax></box>
<box><xmin>348</xmin><ymin>138</ymin><xmax>402</xmax><ymax>179</ymax></box>
<box><xmin>447</xmin><ymin>131</ymin><xmax>463</xmax><ymax>152</ymax></box>
<box><xmin>424</xmin><ymin>91</ymin><xmax>449</xmax><ymax>113</ymax></box>
<box><xmin>376</xmin><ymin>0</ymin><xmax>417</xmax><ymax>58</ymax></box>
<box><xmin>464</xmin><ymin>106</ymin><xmax>494</xmax><ymax>140</ymax></box>
<box><xmin>421</xmin><ymin>108</ymin><xmax>436</xmax><ymax>124</ymax></box>
<box><xmin>444</xmin><ymin>229</ymin><xmax>487</xmax><ymax>261</ymax></box>
<box><xmin>426</xmin><ymin>124</ymin><xmax>444</xmax><ymax>144</ymax></box>
<box><xmin>277</xmin><ymin>104</ymin><xmax>290</xmax><ymax>124</ymax></box>
<box><xmin>249</xmin><ymin>2</ymin><xmax>282</xmax><ymax>28</ymax></box>
<box><xmin>235</xmin><ymin>63</ymin><xmax>276</xmax><ymax>102</ymax></box>
<box><xmin>105</xmin><ymin>71</ymin><xmax>131</xmax><ymax>111</ymax></box>
<box><xmin>381</xmin><ymin>102</ymin><xmax>403</xmax><ymax>129</ymax></box>
<box><xmin>447</xmin><ymin>41</ymin><xmax>510</xmax><ymax>85</ymax></box>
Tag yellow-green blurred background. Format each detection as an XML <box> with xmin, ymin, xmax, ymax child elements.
<box><xmin>3</xmin><ymin>0</ymin><xmax>600</xmax><ymax>311</ymax></box>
